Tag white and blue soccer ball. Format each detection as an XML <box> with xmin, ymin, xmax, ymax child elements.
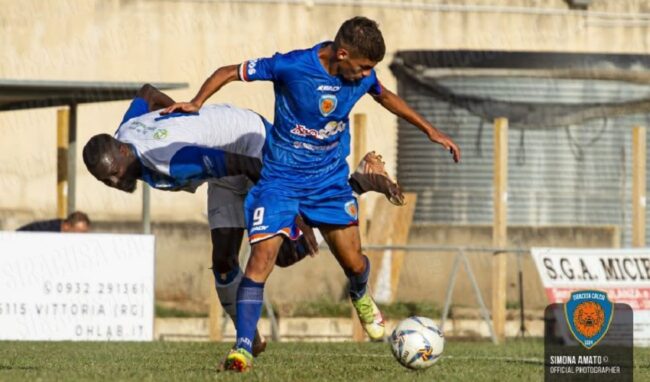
<box><xmin>390</xmin><ymin>316</ymin><xmax>444</xmax><ymax>370</ymax></box>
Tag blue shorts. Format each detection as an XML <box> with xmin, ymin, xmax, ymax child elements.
<box><xmin>244</xmin><ymin>181</ymin><xmax>359</xmax><ymax>244</ymax></box>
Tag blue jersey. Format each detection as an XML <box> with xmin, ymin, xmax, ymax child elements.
<box><xmin>239</xmin><ymin>42</ymin><xmax>381</xmax><ymax>192</ymax></box>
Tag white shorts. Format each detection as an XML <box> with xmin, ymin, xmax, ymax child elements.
<box><xmin>207</xmin><ymin>176</ymin><xmax>253</xmax><ymax>229</ymax></box>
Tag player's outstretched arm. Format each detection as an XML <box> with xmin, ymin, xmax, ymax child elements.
<box><xmin>161</xmin><ymin>65</ymin><xmax>240</xmax><ymax>114</ymax></box>
<box><xmin>372</xmin><ymin>84</ymin><xmax>461</xmax><ymax>163</ymax></box>
<box><xmin>136</xmin><ymin>84</ymin><xmax>175</xmax><ymax>111</ymax></box>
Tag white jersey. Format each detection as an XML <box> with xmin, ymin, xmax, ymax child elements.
<box><xmin>115</xmin><ymin>104</ymin><xmax>267</xmax><ymax>192</ymax></box>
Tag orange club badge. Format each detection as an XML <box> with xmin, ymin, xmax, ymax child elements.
<box><xmin>319</xmin><ymin>94</ymin><xmax>338</xmax><ymax>117</ymax></box>
<box><xmin>564</xmin><ymin>290</ymin><xmax>614</xmax><ymax>349</ymax></box>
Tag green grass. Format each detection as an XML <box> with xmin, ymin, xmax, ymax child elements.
<box><xmin>0</xmin><ymin>340</ymin><xmax>647</xmax><ymax>381</ymax></box>
<box><xmin>155</xmin><ymin>300</ymin><xmax>441</xmax><ymax>319</ymax></box>
<box><xmin>266</xmin><ymin>300</ymin><xmax>441</xmax><ymax>318</ymax></box>
<box><xmin>155</xmin><ymin>304</ymin><xmax>207</xmax><ymax>318</ymax></box>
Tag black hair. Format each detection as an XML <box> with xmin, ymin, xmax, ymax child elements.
<box><xmin>82</xmin><ymin>133</ymin><xmax>118</xmax><ymax>173</ymax></box>
<box><xmin>65</xmin><ymin>211</ymin><xmax>91</xmax><ymax>226</ymax></box>
<box><xmin>333</xmin><ymin>16</ymin><xmax>385</xmax><ymax>62</ymax></box>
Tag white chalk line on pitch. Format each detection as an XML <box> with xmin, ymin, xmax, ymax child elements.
<box><xmin>294</xmin><ymin>353</ymin><xmax>544</xmax><ymax>364</ymax></box>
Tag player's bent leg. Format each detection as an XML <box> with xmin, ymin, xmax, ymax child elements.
<box><xmin>275</xmin><ymin>215</ymin><xmax>319</xmax><ymax>267</ymax></box>
<box><xmin>349</xmin><ymin>151</ymin><xmax>405</xmax><ymax>206</ymax></box>
<box><xmin>208</xmin><ymin>181</ymin><xmax>269</xmax><ymax>358</ymax></box>
<box><xmin>224</xmin><ymin>152</ymin><xmax>262</xmax><ymax>183</ymax></box>
<box><xmin>320</xmin><ymin>224</ymin><xmax>386</xmax><ymax>341</ymax></box>
<box><xmin>211</xmin><ymin>227</ymin><xmax>244</xmax><ymax>322</ymax></box>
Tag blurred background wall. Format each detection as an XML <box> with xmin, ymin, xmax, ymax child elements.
<box><xmin>2</xmin><ymin>0</ymin><xmax>649</xmax><ymax>308</ymax></box>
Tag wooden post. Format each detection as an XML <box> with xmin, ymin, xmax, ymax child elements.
<box><xmin>352</xmin><ymin>113</ymin><xmax>367</xmax><ymax>342</ymax></box>
<box><xmin>492</xmin><ymin>118</ymin><xmax>508</xmax><ymax>343</ymax></box>
<box><xmin>57</xmin><ymin>108</ymin><xmax>69</xmax><ymax>219</ymax></box>
<box><xmin>142</xmin><ymin>184</ymin><xmax>151</xmax><ymax>234</ymax></box>
<box><xmin>633</xmin><ymin>126</ymin><xmax>646</xmax><ymax>247</ymax></box>
<box><xmin>387</xmin><ymin>193</ymin><xmax>417</xmax><ymax>301</ymax></box>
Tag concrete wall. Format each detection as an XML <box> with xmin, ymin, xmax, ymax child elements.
<box><xmin>2</xmin><ymin>0</ymin><xmax>650</xmax><ymax>221</ymax></box>
<box><xmin>401</xmin><ymin>224</ymin><xmax>620</xmax><ymax>309</ymax></box>
<box><xmin>10</xmin><ymin>218</ymin><xmax>615</xmax><ymax>310</ymax></box>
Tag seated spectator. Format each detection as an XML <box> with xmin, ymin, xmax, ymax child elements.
<box><xmin>17</xmin><ymin>211</ymin><xmax>91</xmax><ymax>233</ymax></box>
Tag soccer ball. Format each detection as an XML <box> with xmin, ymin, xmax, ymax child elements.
<box><xmin>390</xmin><ymin>316</ymin><xmax>444</xmax><ymax>370</ymax></box>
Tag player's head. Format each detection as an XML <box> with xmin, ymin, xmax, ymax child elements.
<box><xmin>61</xmin><ymin>211</ymin><xmax>91</xmax><ymax>233</ymax></box>
<box><xmin>332</xmin><ymin>16</ymin><xmax>385</xmax><ymax>82</ymax></box>
<box><xmin>82</xmin><ymin>134</ymin><xmax>141</xmax><ymax>193</ymax></box>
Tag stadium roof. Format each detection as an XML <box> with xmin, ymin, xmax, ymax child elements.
<box><xmin>0</xmin><ymin>79</ymin><xmax>188</xmax><ymax>228</ymax></box>
<box><xmin>0</xmin><ymin>79</ymin><xmax>187</xmax><ymax>111</ymax></box>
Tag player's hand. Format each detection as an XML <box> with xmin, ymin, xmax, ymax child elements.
<box><xmin>295</xmin><ymin>216</ymin><xmax>319</xmax><ymax>257</ymax></box>
<box><xmin>160</xmin><ymin>101</ymin><xmax>200</xmax><ymax>115</ymax></box>
<box><xmin>431</xmin><ymin>133</ymin><xmax>461</xmax><ymax>163</ymax></box>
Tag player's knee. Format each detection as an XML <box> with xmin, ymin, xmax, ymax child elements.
<box><xmin>248</xmin><ymin>245</ymin><xmax>277</xmax><ymax>275</ymax></box>
<box><xmin>343</xmin><ymin>254</ymin><xmax>367</xmax><ymax>276</ymax></box>
<box><xmin>212</xmin><ymin>246</ymin><xmax>239</xmax><ymax>274</ymax></box>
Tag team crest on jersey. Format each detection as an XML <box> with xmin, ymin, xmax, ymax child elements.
<box><xmin>319</xmin><ymin>94</ymin><xmax>338</xmax><ymax>117</ymax></box>
<box><xmin>564</xmin><ymin>290</ymin><xmax>614</xmax><ymax>349</ymax></box>
<box><xmin>153</xmin><ymin>129</ymin><xmax>168</xmax><ymax>140</ymax></box>
<box><xmin>344</xmin><ymin>200</ymin><xmax>358</xmax><ymax>219</ymax></box>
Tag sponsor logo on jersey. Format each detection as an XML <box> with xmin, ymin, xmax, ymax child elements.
<box><xmin>317</xmin><ymin>85</ymin><xmax>341</xmax><ymax>92</ymax></box>
<box><xmin>153</xmin><ymin>129</ymin><xmax>168</xmax><ymax>140</ymax></box>
<box><xmin>250</xmin><ymin>225</ymin><xmax>270</xmax><ymax>233</ymax></box>
<box><xmin>564</xmin><ymin>290</ymin><xmax>614</xmax><ymax>349</ymax></box>
<box><xmin>344</xmin><ymin>200</ymin><xmax>358</xmax><ymax>219</ymax></box>
<box><xmin>319</xmin><ymin>94</ymin><xmax>338</xmax><ymax>117</ymax></box>
<box><xmin>290</xmin><ymin>120</ymin><xmax>346</xmax><ymax>140</ymax></box>
<box><xmin>292</xmin><ymin>141</ymin><xmax>339</xmax><ymax>151</ymax></box>
<box><xmin>291</xmin><ymin>124</ymin><xmax>322</xmax><ymax>139</ymax></box>
<box><xmin>127</xmin><ymin>121</ymin><xmax>157</xmax><ymax>135</ymax></box>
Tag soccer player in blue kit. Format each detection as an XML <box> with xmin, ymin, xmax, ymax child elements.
<box><xmin>84</xmin><ymin>83</ymin><xmax>402</xmax><ymax>358</ymax></box>
<box><xmin>164</xmin><ymin>17</ymin><xmax>460</xmax><ymax>371</ymax></box>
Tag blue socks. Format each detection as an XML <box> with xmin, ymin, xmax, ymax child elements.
<box><xmin>235</xmin><ymin>276</ymin><xmax>265</xmax><ymax>353</ymax></box>
<box><xmin>346</xmin><ymin>255</ymin><xmax>370</xmax><ymax>301</ymax></box>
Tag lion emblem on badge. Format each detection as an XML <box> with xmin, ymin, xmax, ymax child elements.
<box><xmin>573</xmin><ymin>301</ymin><xmax>605</xmax><ymax>338</ymax></box>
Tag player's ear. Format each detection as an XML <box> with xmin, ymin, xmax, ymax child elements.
<box><xmin>336</xmin><ymin>47</ymin><xmax>350</xmax><ymax>61</ymax></box>
<box><xmin>118</xmin><ymin>143</ymin><xmax>129</xmax><ymax>156</ymax></box>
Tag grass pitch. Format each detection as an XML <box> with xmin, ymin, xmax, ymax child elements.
<box><xmin>0</xmin><ymin>339</ymin><xmax>648</xmax><ymax>381</ymax></box>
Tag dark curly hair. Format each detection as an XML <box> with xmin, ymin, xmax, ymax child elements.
<box><xmin>333</xmin><ymin>16</ymin><xmax>385</xmax><ymax>62</ymax></box>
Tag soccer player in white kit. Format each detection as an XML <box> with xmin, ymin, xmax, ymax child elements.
<box><xmin>83</xmin><ymin>84</ymin><xmax>404</xmax><ymax>357</ymax></box>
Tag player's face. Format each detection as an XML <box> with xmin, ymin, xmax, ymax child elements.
<box><xmin>96</xmin><ymin>152</ymin><xmax>138</xmax><ymax>193</ymax></box>
<box><xmin>337</xmin><ymin>51</ymin><xmax>377</xmax><ymax>82</ymax></box>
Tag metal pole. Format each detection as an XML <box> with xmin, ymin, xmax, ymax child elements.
<box><xmin>517</xmin><ymin>253</ymin><xmax>526</xmax><ymax>337</ymax></box>
<box><xmin>265</xmin><ymin>297</ymin><xmax>280</xmax><ymax>342</ymax></box>
<box><xmin>142</xmin><ymin>183</ymin><xmax>151</xmax><ymax>234</ymax></box>
<box><xmin>67</xmin><ymin>102</ymin><xmax>77</xmax><ymax>214</ymax></box>
<box><xmin>460</xmin><ymin>251</ymin><xmax>498</xmax><ymax>344</ymax></box>
<box><xmin>440</xmin><ymin>251</ymin><xmax>462</xmax><ymax>332</ymax></box>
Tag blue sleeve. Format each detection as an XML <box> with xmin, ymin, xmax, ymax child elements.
<box><xmin>238</xmin><ymin>53</ymin><xmax>281</xmax><ymax>82</ymax></box>
<box><xmin>366</xmin><ymin>71</ymin><xmax>382</xmax><ymax>96</ymax></box>
<box><xmin>120</xmin><ymin>97</ymin><xmax>150</xmax><ymax>125</ymax></box>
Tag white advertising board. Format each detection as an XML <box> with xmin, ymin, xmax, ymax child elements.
<box><xmin>0</xmin><ymin>232</ymin><xmax>155</xmax><ymax>341</ymax></box>
<box><xmin>531</xmin><ymin>247</ymin><xmax>650</xmax><ymax>347</ymax></box>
